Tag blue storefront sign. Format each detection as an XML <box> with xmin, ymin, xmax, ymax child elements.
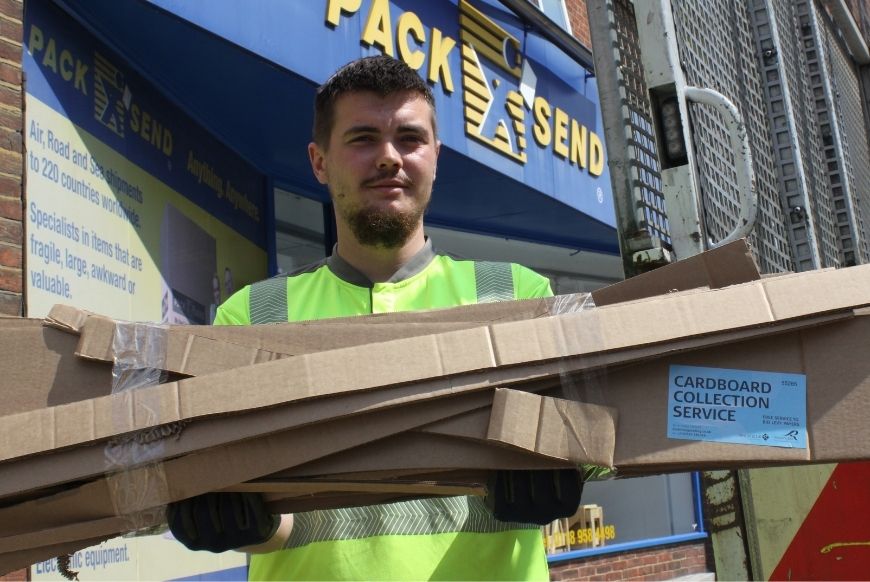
<box><xmin>141</xmin><ymin>0</ymin><xmax>617</xmax><ymax>247</ymax></box>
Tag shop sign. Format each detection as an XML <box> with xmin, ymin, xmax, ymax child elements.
<box><xmin>325</xmin><ymin>0</ymin><xmax>604</xmax><ymax>176</ymax></box>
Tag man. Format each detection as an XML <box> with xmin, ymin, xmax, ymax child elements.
<box><xmin>168</xmin><ymin>55</ymin><xmax>573</xmax><ymax>580</ymax></box>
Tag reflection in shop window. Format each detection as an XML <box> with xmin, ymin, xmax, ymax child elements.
<box><xmin>542</xmin><ymin>473</ymin><xmax>698</xmax><ymax>555</ymax></box>
<box><xmin>274</xmin><ymin>189</ymin><xmax>327</xmax><ymax>273</ymax></box>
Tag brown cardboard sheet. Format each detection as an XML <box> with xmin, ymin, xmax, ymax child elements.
<box><xmin>0</xmin><ymin>308</ymin><xmax>854</xmax><ymax>505</ymax></box>
<box><xmin>0</xmin><ymin>320</ymin><xmax>112</xmax><ymax>416</ymax></box>
<box><xmin>589</xmin><ymin>238</ymin><xmax>759</xmax><ymax>306</ymax></box>
<box><xmin>0</xmin><ymin>390</ymin><xmax>493</xmax><ymax>552</ymax></box>
<box><xmin>580</xmin><ymin>314</ymin><xmax>870</xmax><ymax>468</ymax></box>
<box><xmin>0</xmin><ymin>377</ymin><xmax>553</xmax><ymax>502</ymax></box>
<box><xmin>275</xmin><ymin>431</ymin><xmax>577</xmax><ymax>478</ymax></box>
<box><xmin>8</xmin><ymin>262</ymin><xmax>870</xmax><ymax>465</ymax></box>
<box><xmin>223</xmin><ymin>478</ymin><xmax>486</xmax><ymax>497</ymax></box>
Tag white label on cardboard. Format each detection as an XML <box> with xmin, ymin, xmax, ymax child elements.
<box><xmin>667</xmin><ymin>365</ymin><xmax>807</xmax><ymax>448</ymax></box>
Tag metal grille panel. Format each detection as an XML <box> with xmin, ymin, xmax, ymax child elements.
<box><xmin>670</xmin><ymin>0</ymin><xmax>792</xmax><ymax>273</ymax></box>
<box><xmin>817</xmin><ymin>2</ymin><xmax>870</xmax><ymax>264</ymax></box>
<box><xmin>772</xmin><ymin>0</ymin><xmax>841</xmax><ymax>268</ymax></box>
<box><xmin>602</xmin><ymin>0</ymin><xmax>870</xmax><ymax>275</ymax></box>
<box><xmin>613</xmin><ymin>0</ymin><xmax>672</xmax><ymax>248</ymax></box>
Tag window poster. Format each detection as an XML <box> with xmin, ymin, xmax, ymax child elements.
<box><xmin>24</xmin><ymin>0</ymin><xmax>267</xmax><ymax>324</ymax></box>
<box><xmin>22</xmin><ymin>0</ymin><xmax>264</xmax><ymax>577</ymax></box>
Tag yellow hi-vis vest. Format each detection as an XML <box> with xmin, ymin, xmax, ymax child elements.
<box><xmin>215</xmin><ymin>240</ymin><xmax>553</xmax><ymax>581</ymax></box>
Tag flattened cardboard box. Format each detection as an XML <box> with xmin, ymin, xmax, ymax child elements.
<box><xmin>6</xmin><ymin>310</ymin><xmax>870</xmax><ymax>568</ymax></box>
<box><xmin>0</xmin><ymin>388</ymin><xmax>615</xmax><ymax>562</ymax></box>
<box><xmin>5</xmin><ymin>315</ymin><xmax>870</xmax><ymax>567</ymax></box>
<box><xmin>1</xmin><ymin>314</ymin><xmax>826</xmax><ymax>503</ymax></box>
<box><xmin>4</xmin><ymin>262</ymin><xmax>869</xmax><ymax>466</ymax></box>
<box><xmin>285</xmin><ymin>313</ymin><xmax>870</xmax><ymax>472</ymax></box>
<box><xmin>0</xmin><ymin>391</ymin><xmax>497</xmax><ymax>549</ymax></box>
<box><xmin>0</xmin><ymin>387</ymin><xmax>617</xmax><ymax>540</ymax></box>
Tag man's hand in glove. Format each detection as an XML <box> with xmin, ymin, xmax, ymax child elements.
<box><xmin>167</xmin><ymin>492</ymin><xmax>282</xmax><ymax>553</ymax></box>
<box><xmin>485</xmin><ymin>469</ymin><xmax>584</xmax><ymax>525</ymax></box>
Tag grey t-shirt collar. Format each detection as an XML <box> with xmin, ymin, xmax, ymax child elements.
<box><xmin>326</xmin><ymin>238</ymin><xmax>437</xmax><ymax>287</ymax></box>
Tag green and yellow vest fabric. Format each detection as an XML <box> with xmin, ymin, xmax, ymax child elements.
<box><xmin>215</xmin><ymin>240</ymin><xmax>553</xmax><ymax>581</ymax></box>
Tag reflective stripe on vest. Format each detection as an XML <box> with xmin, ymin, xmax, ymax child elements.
<box><xmin>248</xmin><ymin>277</ymin><xmax>288</xmax><ymax>324</ymax></box>
<box><xmin>285</xmin><ymin>496</ymin><xmax>532</xmax><ymax>548</ymax></box>
<box><xmin>474</xmin><ymin>261</ymin><xmax>514</xmax><ymax>303</ymax></box>
<box><xmin>248</xmin><ymin>260</ymin><xmax>515</xmax><ymax>324</ymax></box>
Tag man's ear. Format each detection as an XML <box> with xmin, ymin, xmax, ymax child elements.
<box><xmin>308</xmin><ymin>142</ymin><xmax>329</xmax><ymax>185</ymax></box>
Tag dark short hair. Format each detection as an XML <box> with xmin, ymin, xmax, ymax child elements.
<box><xmin>313</xmin><ymin>55</ymin><xmax>437</xmax><ymax>148</ymax></box>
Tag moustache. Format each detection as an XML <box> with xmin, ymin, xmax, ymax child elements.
<box><xmin>361</xmin><ymin>170</ymin><xmax>413</xmax><ymax>188</ymax></box>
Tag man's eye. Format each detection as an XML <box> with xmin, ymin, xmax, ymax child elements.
<box><xmin>349</xmin><ymin>135</ymin><xmax>374</xmax><ymax>143</ymax></box>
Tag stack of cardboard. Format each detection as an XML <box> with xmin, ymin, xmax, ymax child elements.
<box><xmin>4</xmin><ymin>240</ymin><xmax>870</xmax><ymax>573</ymax></box>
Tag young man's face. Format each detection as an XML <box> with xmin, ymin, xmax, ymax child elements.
<box><xmin>308</xmin><ymin>90</ymin><xmax>440</xmax><ymax>248</ymax></box>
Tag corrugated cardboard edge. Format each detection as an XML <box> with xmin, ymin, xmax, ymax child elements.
<box><xmin>591</xmin><ymin>238</ymin><xmax>759</xmax><ymax>307</ymax></box>
<box><xmin>487</xmin><ymin>388</ymin><xmax>617</xmax><ymax>467</ymax></box>
<box><xmin>45</xmin><ymin>304</ymin><xmax>96</xmax><ymax>333</ymax></box>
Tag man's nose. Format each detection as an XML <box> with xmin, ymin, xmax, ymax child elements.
<box><xmin>377</xmin><ymin>141</ymin><xmax>402</xmax><ymax>170</ymax></box>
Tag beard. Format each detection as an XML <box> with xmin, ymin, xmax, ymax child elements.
<box><xmin>333</xmin><ymin>169</ymin><xmax>430</xmax><ymax>248</ymax></box>
<box><xmin>342</xmin><ymin>202</ymin><xmax>426</xmax><ymax>248</ymax></box>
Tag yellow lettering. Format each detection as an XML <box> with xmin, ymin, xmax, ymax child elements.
<box><xmin>141</xmin><ymin>110</ymin><xmax>152</xmax><ymax>142</ymax></box>
<box><xmin>397</xmin><ymin>11</ymin><xmax>425</xmax><ymax>70</ymax></box>
<box><xmin>42</xmin><ymin>38</ymin><xmax>57</xmax><ymax>73</ymax></box>
<box><xmin>532</xmin><ymin>96</ymin><xmax>551</xmax><ymax>147</ymax></box>
<box><xmin>427</xmin><ymin>27</ymin><xmax>455</xmax><ymax>93</ymax></box>
<box><xmin>163</xmin><ymin>130</ymin><xmax>173</xmax><ymax>156</ymax></box>
<box><xmin>589</xmin><ymin>131</ymin><xmax>604</xmax><ymax>176</ymax></box>
<box><xmin>362</xmin><ymin>0</ymin><xmax>394</xmax><ymax>56</ymax></box>
<box><xmin>74</xmin><ymin>60</ymin><xmax>88</xmax><ymax>95</ymax></box>
<box><xmin>59</xmin><ymin>50</ymin><xmax>74</xmax><ymax>81</ymax></box>
<box><xmin>325</xmin><ymin>0</ymin><xmax>362</xmax><ymax>27</ymax></box>
<box><xmin>553</xmin><ymin>107</ymin><xmax>569</xmax><ymax>159</ymax></box>
<box><xmin>130</xmin><ymin>103</ymin><xmax>140</xmax><ymax>133</ymax></box>
<box><xmin>570</xmin><ymin>119</ymin><xmax>587</xmax><ymax>168</ymax></box>
<box><xmin>150</xmin><ymin>118</ymin><xmax>162</xmax><ymax>149</ymax></box>
<box><xmin>28</xmin><ymin>24</ymin><xmax>44</xmax><ymax>55</ymax></box>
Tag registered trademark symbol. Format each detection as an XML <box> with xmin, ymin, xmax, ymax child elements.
<box><xmin>596</xmin><ymin>187</ymin><xmax>604</xmax><ymax>203</ymax></box>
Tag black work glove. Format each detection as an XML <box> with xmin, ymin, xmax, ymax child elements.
<box><xmin>484</xmin><ymin>469</ymin><xmax>584</xmax><ymax>525</ymax></box>
<box><xmin>166</xmin><ymin>492</ymin><xmax>281</xmax><ymax>553</ymax></box>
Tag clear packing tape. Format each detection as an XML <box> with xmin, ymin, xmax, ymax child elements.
<box><xmin>105</xmin><ymin>321</ymin><xmax>173</xmax><ymax>535</ymax></box>
<box><xmin>548</xmin><ymin>292</ymin><xmax>617</xmax><ymax>483</ymax></box>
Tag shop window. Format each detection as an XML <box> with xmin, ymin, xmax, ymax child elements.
<box><xmin>425</xmin><ymin>225</ymin><xmax>623</xmax><ymax>292</ymax></box>
<box><xmin>543</xmin><ymin>473</ymin><xmax>700</xmax><ymax>557</ymax></box>
<box><xmin>274</xmin><ymin>188</ymin><xmax>327</xmax><ymax>273</ymax></box>
<box><xmin>528</xmin><ymin>0</ymin><xmax>573</xmax><ymax>33</ymax></box>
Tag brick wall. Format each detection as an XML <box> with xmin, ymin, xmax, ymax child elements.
<box><xmin>0</xmin><ymin>0</ymin><xmax>23</xmax><ymax>317</ymax></box>
<box><xmin>564</xmin><ymin>0</ymin><xmax>591</xmax><ymax>47</ymax></box>
<box><xmin>0</xmin><ymin>0</ymin><xmax>25</xmax><ymax>577</ymax></box>
<box><xmin>0</xmin><ymin>569</ymin><xmax>26</xmax><ymax>582</ymax></box>
<box><xmin>548</xmin><ymin>541</ymin><xmax>712</xmax><ymax>581</ymax></box>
